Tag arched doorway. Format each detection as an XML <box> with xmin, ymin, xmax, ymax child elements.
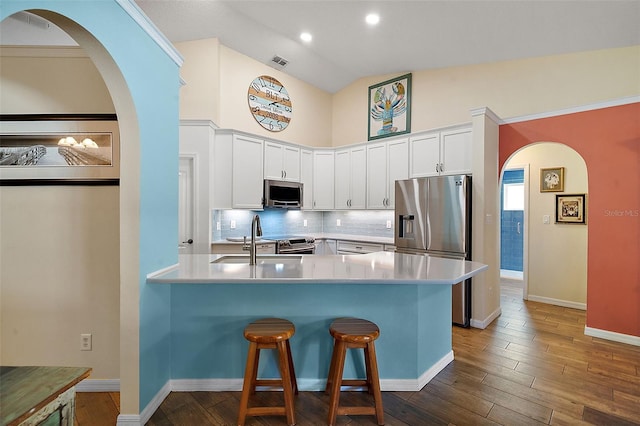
<box><xmin>1</xmin><ymin>3</ymin><xmax>182</xmax><ymax>420</ymax></box>
<box><xmin>501</xmin><ymin>142</ymin><xmax>588</xmax><ymax>309</ymax></box>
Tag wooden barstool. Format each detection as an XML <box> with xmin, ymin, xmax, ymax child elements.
<box><xmin>237</xmin><ymin>318</ymin><xmax>298</xmax><ymax>426</ymax></box>
<box><xmin>325</xmin><ymin>317</ymin><xmax>384</xmax><ymax>425</ymax></box>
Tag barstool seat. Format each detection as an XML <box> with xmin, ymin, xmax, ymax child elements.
<box><xmin>237</xmin><ymin>318</ymin><xmax>298</xmax><ymax>426</ymax></box>
<box><xmin>325</xmin><ymin>317</ymin><xmax>384</xmax><ymax>425</ymax></box>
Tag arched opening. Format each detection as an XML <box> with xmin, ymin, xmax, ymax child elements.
<box><xmin>0</xmin><ymin>6</ymin><xmax>151</xmax><ymax>417</ymax></box>
<box><xmin>500</xmin><ymin>142</ymin><xmax>588</xmax><ymax>310</ymax></box>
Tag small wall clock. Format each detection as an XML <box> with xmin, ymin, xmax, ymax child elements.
<box><xmin>247</xmin><ymin>75</ymin><xmax>292</xmax><ymax>132</ymax></box>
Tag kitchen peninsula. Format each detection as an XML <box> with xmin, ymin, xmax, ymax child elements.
<box><xmin>148</xmin><ymin>252</ymin><xmax>487</xmax><ymax>391</ymax></box>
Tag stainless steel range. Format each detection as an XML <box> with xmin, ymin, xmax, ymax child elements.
<box><xmin>265</xmin><ymin>236</ymin><xmax>316</xmax><ymax>254</ymax></box>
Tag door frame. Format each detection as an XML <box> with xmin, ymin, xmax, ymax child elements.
<box><xmin>500</xmin><ymin>162</ymin><xmax>529</xmax><ymax>299</ymax></box>
<box><xmin>179</xmin><ymin>154</ymin><xmax>197</xmax><ymax>247</ymax></box>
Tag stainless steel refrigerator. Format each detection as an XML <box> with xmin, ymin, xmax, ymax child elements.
<box><xmin>395</xmin><ymin>175</ymin><xmax>472</xmax><ymax>327</ymax></box>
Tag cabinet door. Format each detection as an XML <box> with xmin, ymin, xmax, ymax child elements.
<box><xmin>232</xmin><ymin>134</ymin><xmax>263</xmax><ymax>209</ymax></box>
<box><xmin>349</xmin><ymin>146</ymin><xmax>367</xmax><ymax>209</ymax></box>
<box><xmin>263</xmin><ymin>141</ymin><xmax>284</xmax><ymax>180</ymax></box>
<box><xmin>282</xmin><ymin>145</ymin><xmax>300</xmax><ymax>181</ymax></box>
<box><xmin>300</xmin><ymin>149</ymin><xmax>313</xmax><ymax>210</ymax></box>
<box><xmin>334</xmin><ymin>149</ymin><xmax>351</xmax><ymax>209</ymax></box>
<box><xmin>366</xmin><ymin>142</ymin><xmax>388</xmax><ymax>209</ymax></box>
<box><xmin>313</xmin><ymin>151</ymin><xmax>334</xmax><ymax>210</ymax></box>
<box><xmin>410</xmin><ymin>132</ymin><xmax>440</xmax><ymax>177</ymax></box>
<box><xmin>386</xmin><ymin>138</ymin><xmax>408</xmax><ymax>209</ymax></box>
<box><xmin>440</xmin><ymin>128</ymin><xmax>472</xmax><ymax>175</ymax></box>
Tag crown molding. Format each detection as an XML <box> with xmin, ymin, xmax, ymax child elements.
<box><xmin>115</xmin><ymin>0</ymin><xmax>183</xmax><ymax>67</ymax></box>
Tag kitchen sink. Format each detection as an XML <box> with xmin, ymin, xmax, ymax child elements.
<box><xmin>211</xmin><ymin>255</ymin><xmax>302</xmax><ymax>264</ymax></box>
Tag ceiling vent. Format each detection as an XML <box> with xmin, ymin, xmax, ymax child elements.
<box><xmin>269</xmin><ymin>55</ymin><xmax>289</xmax><ymax>70</ymax></box>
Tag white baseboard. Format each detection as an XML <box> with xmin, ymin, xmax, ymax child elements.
<box><xmin>527</xmin><ymin>294</ymin><xmax>586</xmax><ymax>311</ymax></box>
<box><xmin>584</xmin><ymin>326</ymin><xmax>640</xmax><ymax>347</ymax></box>
<box><xmin>470</xmin><ymin>306</ymin><xmax>502</xmax><ymax>329</ymax></box>
<box><xmin>115</xmin><ymin>414</ymin><xmax>141</xmax><ymax>426</ymax></box>
<box><xmin>125</xmin><ymin>351</ymin><xmax>456</xmax><ymax>424</ymax></box>
<box><xmin>76</xmin><ymin>379</ymin><xmax>120</xmax><ymax>392</ymax></box>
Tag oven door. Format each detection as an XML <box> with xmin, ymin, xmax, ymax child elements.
<box><xmin>277</xmin><ymin>246</ymin><xmax>315</xmax><ymax>255</ymax></box>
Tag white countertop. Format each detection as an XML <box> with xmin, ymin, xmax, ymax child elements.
<box><xmin>211</xmin><ymin>233</ymin><xmax>394</xmax><ymax>245</ymax></box>
<box><xmin>147</xmin><ymin>251</ymin><xmax>488</xmax><ymax>285</ymax></box>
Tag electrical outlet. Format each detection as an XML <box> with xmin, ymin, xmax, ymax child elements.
<box><xmin>230</xmin><ymin>220</ymin><xmax>236</xmax><ymax>229</ymax></box>
<box><xmin>303</xmin><ymin>219</ymin><xmax>308</xmax><ymax>227</ymax></box>
<box><xmin>216</xmin><ymin>221</ymin><xmax>221</xmax><ymax>231</ymax></box>
<box><xmin>336</xmin><ymin>219</ymin><xmax>341</xmax><ymax>227</ymax></box>
<box><xmin>543</xmin><ymin>215</ymin><xmax>550</xmax><ymax>224</ymax></box>
<box><xmin>386</xmin><ymin>220</ymin><xmax>392</xmax><ymax>229</ymax></box>
<box><xmin>80</xmin><ymin>333</ymin><xmax>92</xmax><ymax>351</ymax></box>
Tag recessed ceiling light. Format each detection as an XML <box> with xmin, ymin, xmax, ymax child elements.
<box><xmin>300</xmin><ymin>32</ymin><xmax>312</xmax><ymax>42</ymax></box>
<box><xmin>365</xmin><ymin>13</ymin><xmax>380</xmax><ymax>25</ymax></box>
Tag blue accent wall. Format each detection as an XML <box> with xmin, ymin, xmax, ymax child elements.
<box><xmin>169</xmin><ymin>282</ymin><xmax>452</xmax><ymax>386</ymax></box>
<box><xmin>501</xmin><ymin>169</ymin><xmax>524</xmax><ymax>272</ymax></box>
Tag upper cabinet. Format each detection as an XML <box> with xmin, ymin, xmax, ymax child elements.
<box><xmin>232</xmin><ymin>134</ymin><xmax>264</xmax><ymax>209</ymax></box>
<box><xmin>300</xmin><ymin>149</ymin><xmax>314</xmax><ymax>210</ymax></box>
<box><xmin>334</xmin><ymin>146</ymin><xmax>366</xmax><ymax>209</ymax></box>
<box><xmin>366</xmin><ymin>138</ymin><xmax>408</xmax><ymax>209</ymax></box>
<box><xmin>264</xmin><ymin>141</ymin><xmax>300</xmax><ymax>182</ymax></box>
<box><xmin>207</xmin><ymin>125</ymin><xmax>471</xmax><ymax>211</ymax></box>
<box><xmin>211</xmin><ymin>131</ymin><xmax>263</xmax><ymax>209</ymax></box>
<box><xmin>312</xmin><ymin>150</ymin><xmax>334</xmax><ymax>210</ymax></box>
<box><xmin>410</xmin><ymin>126</ymin><xmax>472</xmax><ymax>177</ymax></box>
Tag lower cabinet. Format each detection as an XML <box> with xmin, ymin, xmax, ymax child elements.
<box><xmin>336</xmin><ymin>241</ymin><xmax>384</xmax><ymax>255</ymax></box>
<box><xmin>211</xmin><ymin>242</ymin><xmax>276</xmax><ymax>254</ymax></box>
<box><xmin>315</xmin><ymin>239</ymin><xmax>337</xmax><ymax>255</ymax></box>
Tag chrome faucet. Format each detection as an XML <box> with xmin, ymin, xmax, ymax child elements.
<box><xmin>249</xmin><ymin>214</ymin><xmax>262</xmax><ymax>265</ymax></box>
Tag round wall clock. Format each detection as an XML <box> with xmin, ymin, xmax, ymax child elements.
<box><xmin>247</xmin><ymin>75</ymin><xmax>292</xmax><ymax>132</ymax></box>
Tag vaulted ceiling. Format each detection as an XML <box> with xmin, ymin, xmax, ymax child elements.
<box><xmin>2</xmin><ymin>1</ymin><xmax>639</xmax><ymax>93</ymax></box>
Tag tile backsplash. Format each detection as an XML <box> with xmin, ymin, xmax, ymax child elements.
<box><xmin>212</xmin><ymin>209</ymin><xmax>394</xmax><ymax>241</ymax></box>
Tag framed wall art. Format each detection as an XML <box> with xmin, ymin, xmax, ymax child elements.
<box><xmin>540</xmin><ymin>167</ymin><xmax>565</xmax><ymax>192</ymax></box>
<box><xmin>0</xmin><ymin>114</ymin><xmax>119</xmax><ymax>185</ymax></box>
<box><xmin>556</xmin><ymin>193</ymin><xmax>586</xmax><ymax>224</ymax></box>
<box><xmin>368</xmin><ymin>73</ymin><xmax>411</xmax><ymax>141</ymax></box>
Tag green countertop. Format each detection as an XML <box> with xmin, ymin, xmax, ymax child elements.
<box><xmin>1</xmin><ymin>366</ymin><xmax>91</xmax><ymax>425</ymax></box>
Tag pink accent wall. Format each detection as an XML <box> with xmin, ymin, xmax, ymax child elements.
<box><xmin>499</xmin><ymin>102</ymin><xmax>640</xmax><ymax>338</ymax></box>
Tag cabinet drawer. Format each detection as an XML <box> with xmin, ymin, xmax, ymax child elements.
<box><xmin>337</xmin><ymin>241</ymin><xmax>384</xmax><ymax>254</ymax></box>
<box><xmin>211</xmin><ymin>242</ymin><xmax>275</xmax><ymax>254</ymax></box>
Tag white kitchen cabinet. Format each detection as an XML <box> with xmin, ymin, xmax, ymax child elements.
<box><xmin>366</xmin><ymin>138</ymin><xmax>408</xmax><ymax>209</ymax></box>
<box><xmin>300</xmin><ymin>149</ymin><xmax>313</xmax><ymax>210</ymax></box>
<box><xmin>336</xmin><ymin>240</ymin><xmax>384</xmax><ymax>254</ymax></box>
<box><xmin>312</xmin><ymin>150</ymin><xmax>334</xmax><ymax>210</ymax></box>
<box><xmin>410</xmin><ymin>127</ymin><xmax>471</xmax><ymax>177</ymax></box>
<box><xmin>334</xmin><ymin>146</ymin><xmax>366</xmax><ymax>209</ymax></box>
<box><xmin>232</xmin><ymin>134</ymin><xmax>264</xmax><ymax>209</ymax></box>
<box><xmin>264</xmin><ymin>140</ymin><xmax>300</xmax><ymax>181</ymax></box>
<box><xmin>314</xmin><ymin>239</ymin><xmax>336</xmax><ymax>255</ymax></box>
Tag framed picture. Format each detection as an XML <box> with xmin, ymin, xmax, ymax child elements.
<box><xmin>556</xmin><ymin>194</ymin><xmax>586</xmax><ymax>224</ymax></box>
<box><xmin>0</xmin><ymin>115</ymin><xmax>119</xmax><ymax>184</ymax></box>
<box><xmin>368</xmin><ymin>73</ymin><xmax>411</xmax><ymax>141</ymax></box>
<box><xmin>540</xmin><ymin>167</ymin><xmax>565</xmax><ymax>192</ymax></box>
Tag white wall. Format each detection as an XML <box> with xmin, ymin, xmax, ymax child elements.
<box><xmin>332</xmin><ymin>46</ymin><xmax>640</xmax><ymax>146</ymax></box>
<box><xmin>0</xmin><ymin>186</ymin><xmax>120</xmax><ymax>378</ymax></box>
<box><xmin>0</xmin><ymin>47</ymin><xmax>119</xmax><ymax>379</ymax></box>
<box><xmin>508</xmin><ymin>143</ymin><xmax>588</xmax><ymax>307</ymax></box>
<box><xmin>177</xmin><ymin>40</ymin><xmax>334</xmax><ymax>148</ymax></box>
<box><xmin>0</xmin><ymin>46</ymin><xmax>114</xmax><ymax>114</ymax></box>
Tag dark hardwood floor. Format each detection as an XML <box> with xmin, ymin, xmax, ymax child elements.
<box><xmin>76</xmin><ymin>283</ymin><xmax>640</xmax><ymax>425</ymax></box>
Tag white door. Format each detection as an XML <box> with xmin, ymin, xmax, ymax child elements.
<box><xmin>178</xmin><ymin>156</ymin><xmax>195</xmax><ymax>247</ymax></box>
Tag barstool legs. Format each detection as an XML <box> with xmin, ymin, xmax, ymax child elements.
<box><xmin>326</xmin><ymin>340</ymin><xmax>384</xmax><ymax>426</ymax></box>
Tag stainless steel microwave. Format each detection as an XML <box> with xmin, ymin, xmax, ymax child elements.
<box><xmin>263</xmin><ymin>179</ymin><xmax>303</xmax><ymax>209</ymax></box>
